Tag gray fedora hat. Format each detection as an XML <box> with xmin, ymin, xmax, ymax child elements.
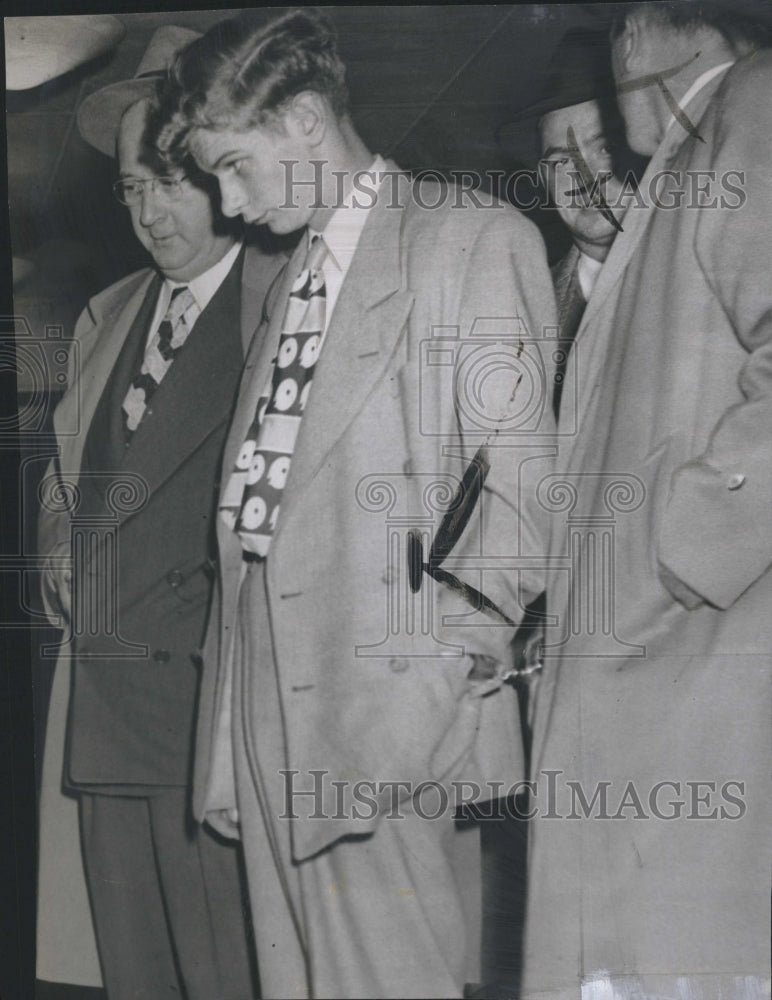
<box><xmin>77</xmin><ymin>24</ymin><xmax>200</xmax><ymax>158</ymax></box>
<box><xmin>496</xmin><ymin>27</ymin><xmax>617</xmax><ymax>166</ymax></box>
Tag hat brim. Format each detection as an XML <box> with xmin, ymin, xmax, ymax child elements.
<box><xmin>77</xmin><ymin>75</ymin><xmax>163</xmax><ymax>158</ymax></box>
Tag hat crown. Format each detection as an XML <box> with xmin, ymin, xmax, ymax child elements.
<box><xmin>539</xmin><ymin>28</ymin><xmax>616</xmax><ymax>111</ymax></box>
<box><xmin>495</xmin><ymin>27</ymin><xmax>618</xmax><ymax>162</ymax></box>
<box><xmin>76</xmin><ymin>23</ymin><xmax>201</xmax><ymax>157</ymax></box>
<box><xmin>134</xmin><ymin>25</ymin><xmax>201</xmax><ymax>79</ymax></box>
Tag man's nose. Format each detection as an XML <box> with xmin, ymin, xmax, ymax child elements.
<box><xmin>139</xmin><ymin>184</ymin><xmax>166</xmax><ymax>227</ymax></box>
<box><xmin>219</xmin><ymin>176</ymin><xmax>248</xmax><ymax>219</ymax></box>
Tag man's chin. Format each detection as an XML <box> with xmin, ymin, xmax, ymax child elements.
<box><xmin>263</xmin><ymin>215</ymin><xmax>306</xmax><ymax>236</ymax></box>
<box><xmin>574</xmin><ymin>213</ymin><xmax>619</xmax><ymax>244</ymax></box>
<box><xmin>150</xmin><ymin>243</ymin><xmax>190</xmax><ymax>272</ymax></box>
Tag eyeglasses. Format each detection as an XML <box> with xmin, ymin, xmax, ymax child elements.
<box><xmin>113</xmin><ymin>175</ymin><xmax>189</xmax><ymax>207</ymax></box>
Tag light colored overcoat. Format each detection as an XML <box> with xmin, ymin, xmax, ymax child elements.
<box><xmin>521</xmin><ymin>55</ymin><xmax>772</xmax><ymax>998</ymax></box>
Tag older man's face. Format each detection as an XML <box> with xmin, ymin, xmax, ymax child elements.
<box><xmin>117</xmin><ymin>100</ymin><xmax>233</xmax><ymax>281</ymax></box>
<box><xmin>539</xmin><ymin>99</ymin><xmax>624</xmax><ymax>256</ymax></box>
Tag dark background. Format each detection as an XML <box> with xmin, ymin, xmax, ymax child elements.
<box><xmin>1</xmin><ymin>4</ymin><xmax>629</xmax><ymax>998</ymax></box>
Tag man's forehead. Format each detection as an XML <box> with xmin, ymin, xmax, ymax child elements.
<box><xmin>190</xmin><ymin>127</ymin><xmax>245</xmax><ymax>170</ymax></box>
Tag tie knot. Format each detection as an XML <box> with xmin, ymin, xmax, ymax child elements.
<box><xmin>167</xmin><ymin>285</ymin><xmax>195</xmax><ymax>318</ymax></box>
<box><xmin>305</xmin><ymin>234</ymin><xmax>328</xmax><ymax>274</ymax></box>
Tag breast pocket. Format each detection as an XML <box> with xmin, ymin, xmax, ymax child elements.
<box><xmin>164</xmin><ymin>559</ymin><xmax>213</xmax><ymax>607</ymax></box>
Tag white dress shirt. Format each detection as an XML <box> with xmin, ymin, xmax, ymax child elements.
<box><xmin>576</xmin><ymin>251</ymin><xmax>604</xmax><ymax>300</ymax></box>
<box><xmin>146</xmin><ymin>239</ymin><xmax>243</xmax><ymax>347</ymax></box>
<box><xmin>309</xmin><ymin>153</ymin><xmax>388</xmax><ymax>336</ymax></box>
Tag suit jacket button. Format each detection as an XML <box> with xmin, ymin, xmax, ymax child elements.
<box><xmin>153</xmin><ymin>648</ymin><xmax>171</xmax><ymax>664</ymax></box>
<box><xmin>726</xmin><ymin>473</ymin><xmax>745</xmax><ymax>491</ymax></box>
<box><xmin>167</xmin><ymin>569</ymin><xmax>183</xmax><ymax>588</ymax></box>
<box><xmin>388</xmin><ymin>656</ymin><xmax>409</xmax><ymax>673</ymax></box>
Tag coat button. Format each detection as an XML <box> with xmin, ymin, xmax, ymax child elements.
<box><xmin>726</xmin><ymin>473</ymin><xmax>746</xmax><ymax>491</ymax></box>
<box><xmin>167</xmin><ymin>569</ymin><xmax>183</xmax><ymax>588</ymax></box>
<box><xmin>388</xmin><ymin>656</ymin><xmax>409</xmax><ymax>673</ymax></box>
<box><xmin>153</xmin><ymin>648</ymin><xmax>171</xmax><ymax>664</ymax></box>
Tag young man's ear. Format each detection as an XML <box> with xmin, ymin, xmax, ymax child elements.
<box><xmin>614</xmin><ymin>13</ymin><xmax>640</xmax><ymax>78</ymax></box>
<box><xmin>287</xmin><ymin>91</ymin><xmax>328</xmax><ymax>147</ymax></box>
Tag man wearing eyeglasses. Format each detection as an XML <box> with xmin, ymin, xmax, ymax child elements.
<box><xmin>498</xmin><ymin>29</ymin><xmax>641</xmax><ymax>422</ymax></box>
<box><xmin>35</xmin><ymin>26</ymin><xmax>284</xmax><ymax>1000</ymax></box>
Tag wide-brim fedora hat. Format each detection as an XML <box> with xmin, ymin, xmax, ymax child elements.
<box><xmin>496</xmin><ymin>27</ymin><xmax>617</xmax><ymax>165</ymax></box>
<box><xmin>77</xmin><ymin>24</ymin><xmax>201</xmax><ymax>158</ymax></box>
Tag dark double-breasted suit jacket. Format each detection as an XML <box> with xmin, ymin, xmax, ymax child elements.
<box><xmin>41</xmin><ymin>243</ymin><xmax>283</xmax><ymax>786</ymax></box>
<box><xmin>35</xmin><ymin>241</ymin><xmax>284</xmax><ymax>982</ymax></box>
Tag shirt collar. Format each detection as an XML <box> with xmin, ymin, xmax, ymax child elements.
<box><xmin>309</xmin><ymin>154</ymin><xmax>387</xmax><ymax>271</ymax></box>
<box><xmin>163</xmin><ymin>239</ymin><xmax>243</xmax><ymax>313</ymax></box>
<box><xmin>576</xmin><ymin>250</ymin><xmax>604</xmax><ymax>300</ymax></box>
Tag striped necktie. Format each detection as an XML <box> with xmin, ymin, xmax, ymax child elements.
<box><xmin>220</xmin><ymin>235</ymin><xmax>328</xmax><ymax>557</ymax></box>
<box><xmin>122</xmin><ymin>285</ymin><xmax>200</xmax><ymax>439</ymax></box>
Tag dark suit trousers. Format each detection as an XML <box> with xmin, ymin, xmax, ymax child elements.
<box><xmin>79</xmin><ymin>789</ymin><xmax>257</xmax><ymax>1000</ymax></box>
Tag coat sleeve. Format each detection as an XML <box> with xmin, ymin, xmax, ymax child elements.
<box><xmin>427</xmin><ymin>206</ymin><xmax>558</xmax><ymax>667</ymax></box>
<box><xmin>657</xmin><ymin>60</ymin><xmax>772</xmax><ymax>609</ymax></box>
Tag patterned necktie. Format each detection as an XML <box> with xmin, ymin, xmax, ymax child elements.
<box><xmin>220</xmin><ymin>235</ymin><xmax>327</xmax><ymax>557</ymax></box>
<box><xmin>122</xmin><ymin>285</ymin><xmax>200</xmax><ymax>439</ymax></box>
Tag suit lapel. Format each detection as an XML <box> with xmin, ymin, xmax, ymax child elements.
<box><xmin>552</xmin><ymin>245</ymin><xmax>581</xmax><ymax>312</ymax></box>
<box><xmin>239</xmin><ymin>241</ymin><xmax>290</xmax><ymax>356</ymax></box>
<box><xmin>552</xmin><ymin>245</ymin><xmax>585</xmax><ymax>336</ymax></box>
<box><xmin>120</xmin><ymin>250</ymin><xmax>244</xmax><ymax>520</ymax></box>
<box><xmin>278</xmin><ymin>182</ymin><xmax>414</xmax><ymax>517</ymax></box>
<box><xmin>218</xmin><ymin>239</ymin><xmax>306</xmax><ymax>501</ymax></box>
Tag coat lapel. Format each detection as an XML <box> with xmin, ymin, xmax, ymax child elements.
<box><xmin>56</xmin><ymin>272</ymin><xmax>158</xmax><ymax>482</ymax></box>
<box><xmin>119</xmin><ymin>250</ymin><xmax>244</xmax><ymax>522</ymax></box>
<box><xmin>576</xmin><ymin>70</ymin><xmax>731</xmax><ymax>343</ymax></box>
<box><xmin>239</xmin><ymin>241</ymin><xmax>291</xmax><ymax>356</ymax></box>
<box><xmin>278</xmin><ymin>185</ymin><xmax>414</xmax><ymax>516</ymax></box>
